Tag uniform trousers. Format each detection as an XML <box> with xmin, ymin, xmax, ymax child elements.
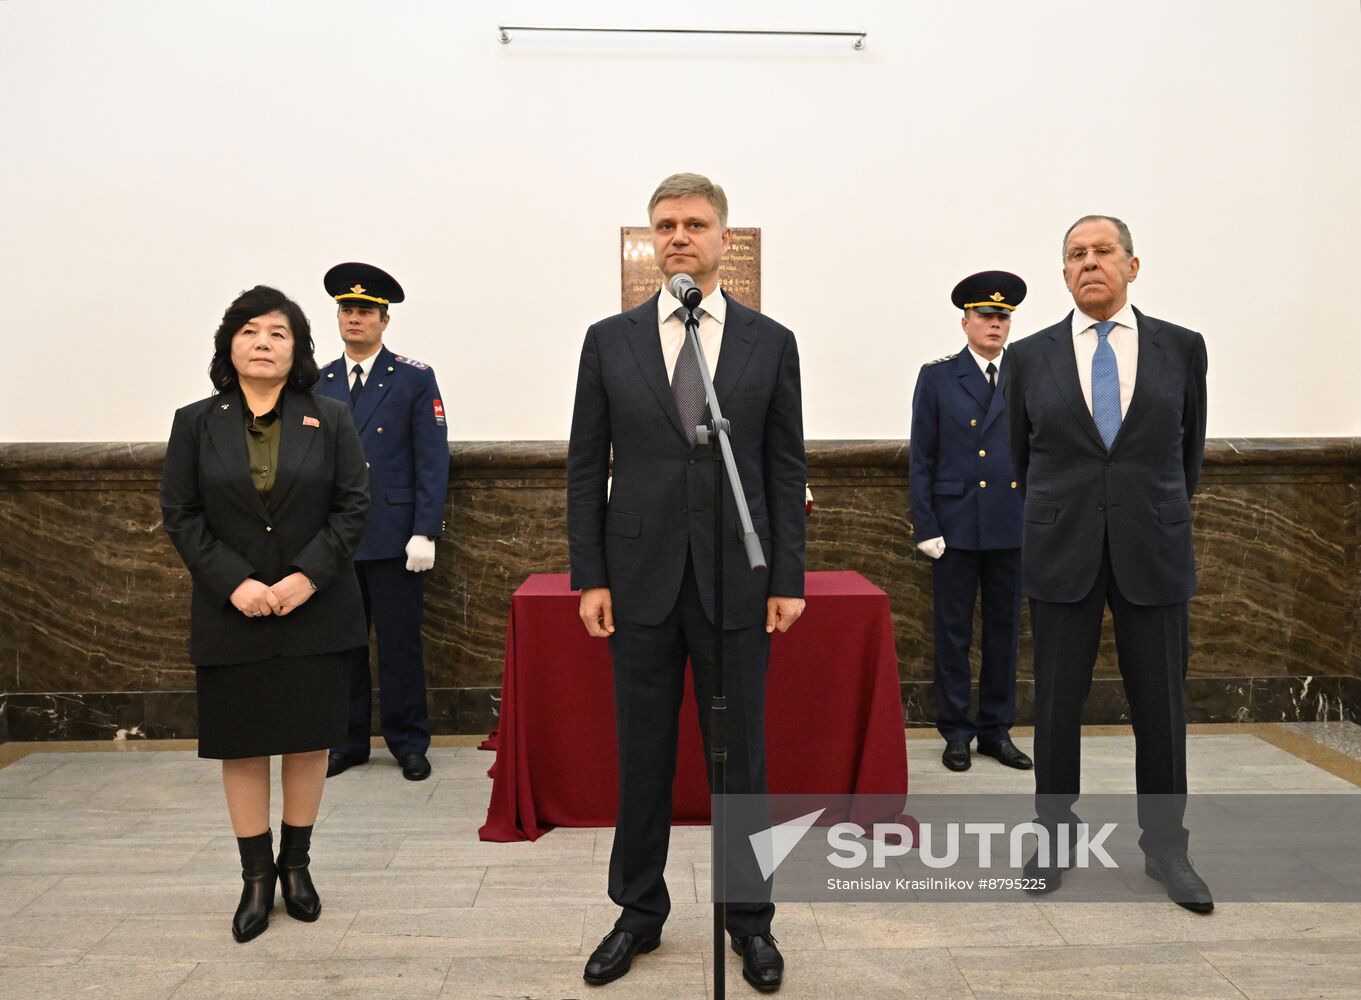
<box><xmin>607</xmin><ymin>555</ymin><xmax>773</xmax><ymax>939</ymax></box>
<box><xmin>338</xmin><ymin>556</ymin><xmax>431</xmax><ymax>760</ymax></box>
<box><xmin>931</xmin><ymin>546</ymin><xmax>1021</xmax><ymax>743</ymax></box>
<box><xmin>1031</xmin><ymin>540</ymin><xmax>1190</xmax><ymax>856</ymax></box>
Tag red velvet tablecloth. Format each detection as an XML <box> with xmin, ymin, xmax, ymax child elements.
<box><xmin>479</xmin><ymin>571</ymin><xmax>908</xmax><ymax>841</ymax></box>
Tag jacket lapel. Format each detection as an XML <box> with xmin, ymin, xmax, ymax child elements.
<box><xmin>1041</xmin><ymin>314</ymin><xmax>1106</xmax><ymax>451</ymax></box>
<box><xmin>954</xmin><ymin>349</ymin><xmax>991</xmax><ymax>412</ymax></box>
<box><xmin>1116</xmin><ymin>307</ymin><xmax>1162</xmax><ymax>449</ymax></box>
<box><xmin>204</xmin><ymin>392</ymin><xmax>271</xmax><ymax>521</ymax></box>
<box><xmin>350</xmin><ymin>346</ymin><xmax>394</xmax><ymax>432</ymax></box>
<box><xmin>625</xmin><ymin>294</ymin><xmax>691</xmax><ymax>444</ymax></box>
<box><xmin>268</xmin><ymin>387</ymin><xmax>320</xmax><ymax>511</ymax></box>
<box><xmin>712</xmin><ymin>292</ymin><xmax>757</xmax><ymax>405</ymax></box>
<box><xmin>981</xmin><ymin>352</ymin><xmax>1007</xmax><ymax>432</ymax></box>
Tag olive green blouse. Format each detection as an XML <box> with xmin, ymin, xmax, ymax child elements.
<box><xmin>243</xmin><ymin>391</ymin><xmax>283</xmax><ymax>501</ymax></box>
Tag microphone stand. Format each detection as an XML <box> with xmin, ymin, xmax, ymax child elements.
<box><xmin>683</xmin><ymin>305</ymin><xmax>765</xmax><ymax>1000</ymax></box>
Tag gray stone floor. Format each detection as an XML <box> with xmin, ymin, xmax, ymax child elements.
<box><xmin>0</xmin><ymin>727</ymin><xmax>1358</xmax><ymax>999</ymax></box>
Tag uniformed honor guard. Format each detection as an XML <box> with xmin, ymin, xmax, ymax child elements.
<box><xmin>909</xmin><ymin>271</ymin><xmax>1032</xmax><ymax>773</ymax></box>
<box><xmin>316</xmin><ymin>263</ymin><xmax>449</xmax><ymax>781</ymax></box>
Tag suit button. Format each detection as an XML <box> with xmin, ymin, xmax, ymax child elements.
<box><xmin>979</xmin><ymin>480</ymin><xmax>987</xmax><ymax>488</ymax></box>
<box><xmin>681</xmin><ymin>506</ymin><xmax>688</xmax><ymax>515</ymax></box>
<box><xmin>978</xmin><ymin>450</ymin><xmax>986</xmax><ymax>458</ymax></box>
<box><xmin>1010</xmin><ymin>481</ymin><xmax>1017</xmax><ymax>488</ymax></box>
<box><xmin>265</xmin><ymin>525</ymin><xmax>272</xmax><ymax>532</ymax></box>
<box><xmin>1106</xmin><ymin>459</ymin><xmax>1114</xmax><ymax>467</ymax></box>
<box><xmin>970</xmin><ymin>419</ymin><xmax>978</xmax><ymax>427</ymax></box>
<box><xmin>689</xmin><ymin>458</ymin><xmax>695</xmax><ymax>465</ymax></box>
<box><xmin>1098</xmin><ymin>503</ymin><xmax>1106</xmax><ymax>511</ymax></box>
<box><xmin>365</xmin><ymin>462</ymin><xmax>371</xmax><ymax>469</ymax></box>
<box><xmin>376</xmin><ymin>427</ymin><xmax>384</xmax><ymax>434</ymax></box>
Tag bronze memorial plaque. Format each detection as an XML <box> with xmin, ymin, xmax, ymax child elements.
<box><xmin>620</xmin><ymin>227</ymin><xmax>761</xmax><ymax>312</ymax></box>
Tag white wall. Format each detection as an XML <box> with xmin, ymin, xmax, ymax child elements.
<box><xmin>2</xmin><ymin>0</ymin><xmax>1358</xmax><ymax>441</ymax></box>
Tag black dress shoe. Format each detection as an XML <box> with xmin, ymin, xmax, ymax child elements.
<box><xmin>976</xmin><ymin>737</ymin><xmax>1034</xmax><ymax>770</ymax></box>
<box><xmin>1146</xmin><ymin>853</ymin><xmax>1214</xmax><ymax>913</ymax></box>
<box><xmin>398</xmin><ymin>753</ymin><xmax>432</xmax><ymax>781</ymax></box>
<box><xmin>583</xmin><ymin>929</ymin><xmax>660</xmax><ymax>986</ymax></box>
<box><xmin>942</xmin><ymin>739</ymin><xmax>971</xmax><ymax>772</ymax></box>
<box><xmin>325</xmin><ymin>751</ymin><xmax>367</xmax><ymax>778</ymax></box>
<box><xmin>731</xmin><ymin>932</ymin><xmax>784</xmax><ymax>992</ymax></box>
<box><xmin>232</xmin><ymin>830</ymin><xmax>277</xmax><ymax>943</ymax></box>
<box><xmin>1022</xmin><ymin>851</ymin><xmax>1073</xmax><ymax>894</ymax></box>
<box><xmin>277</xmin><ymin>821</ymin><xmax>321</xmax><ymax>922</ymax></box>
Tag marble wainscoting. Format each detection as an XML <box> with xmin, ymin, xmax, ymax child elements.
<box><xmin>0</xmin><ymin>439</ymin><xmax>1357</xmax><ymax>741</ymax></box>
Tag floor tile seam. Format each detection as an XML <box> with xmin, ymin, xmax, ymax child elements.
<box><xmin>76</xmin><ymin>909</ymin><xmax>133</xmax><ymax>963</ymax></box>
<box><xmin>1029</xmin><ymin>899</ymin><xmax>1076</xmax><ymax>945</ymax></box>
<box><xmin>158</xmin><ymin>959</ymin><xmax>202</xmax><ymax>1000</ymax></box>
<box><xmin>1187</xmin><ymin>941</ymin><xmax>1258</xmax><ymax>1000</ymax></box>
<box><xmin>325</xmin><ymin>910</ymin><xmax>361</xmax><ymax>961</ymax></box>
<box><xmin>13</xmin><ymin>873</ymin><xmax>70</xmax><ymax>917</ymax></box>
<box><xmin>940</xmin><ymin>944</ymin><xmax>983</xmax><ymax>1000</ymax></box>
<box><xmin>1244</xmin><ymin>725</ymin><xmax>1361</xmax><ymax>788</ymax></box>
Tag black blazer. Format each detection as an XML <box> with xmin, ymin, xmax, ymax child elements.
<box><xmin>1005</xmin><ymin>308</ymin><xmax>1207</xmax><ymax>606</ymax></box>
<box><xmin>566</xmin><ymin>292</ymin><xmax>807</xmax><ymax>629</ymax></box>
<box><xmin>161</xmin><ymin>387</ymin><xmax>370</xmax><ymax>665</ymax></box>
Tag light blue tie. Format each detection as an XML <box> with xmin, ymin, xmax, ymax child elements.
<box><xmin>1091</xmin><ymin>320</ymin><xmax>1121</xmax><ymax>450</ymax></box>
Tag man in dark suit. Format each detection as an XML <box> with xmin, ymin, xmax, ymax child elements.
<box><xmin>316</xmin><ymin>263</ymin><xmax>450</xmax><ymax>782</ymax></box>
<box><xmin>1006</xmin><ymin>215</ymin><xmax>1211</xmax><ymax>911</ymax></box>
<box><xmin>567</xmin><ymin>173</ymin><xmax>806</xmax><ymax>991</ymax></box>
<box><xmin>910</xmin><ymin>271</ymin><xmax>1030</xmax><ymax>774</ymax></box>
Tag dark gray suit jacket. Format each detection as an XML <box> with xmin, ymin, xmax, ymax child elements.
<box><xmin>1005</xmin><ymin>308</ymin><xmax>1207</xmax><ymax>606</ymax></box>
<box><xmin>161</xmin><ymin>387</ymin><xmax>370</xmax><ymax>665</ymax></box>
<box><xmin>566</xmin><ymin>292</ymin><xmax>806</xmax><ymax>629</ymax></box>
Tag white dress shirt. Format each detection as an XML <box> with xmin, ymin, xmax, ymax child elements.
<box><xmin>344</xmin><ymin>350</ymin><xmax>381</xmax><ymax>392</ymax></box>
<box><xmin>1071</xmin><ymin>302</ymin><xmax>1139</xmax><ymax>418</ymax></box>
<box><xmin>657</xmin><ymin>282</ymin><xmax>726</xmax><ymax>382</ymax></box>
<box><xmin>965</xmin><ymin>345</ymin><xmax>1003</xmax><ymax>382</ymax></box>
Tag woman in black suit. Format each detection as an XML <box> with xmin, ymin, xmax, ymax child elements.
<box><xmin>161</xmin><ymin>285</ymin><xmax>369</xmax><ymax>942</ymax></box>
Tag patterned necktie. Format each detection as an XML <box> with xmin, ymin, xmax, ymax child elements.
<box><xmin>1091</xmin><ymin>320</ymin><xmax>1121</xmax><ymax>450</ymax></box>
<box><xmin>671</xmin><ymin>307</ymin><xmax>706</xmax><ymax>446</ymax></box>
<box><xmin>350</xmin><ymin>363</ymin><xmax>365</xmax><ymax>407</ymax></box>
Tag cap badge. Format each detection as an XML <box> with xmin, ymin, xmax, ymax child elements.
<box><xmin>350</xmin><ymin>284</ymin><xmax>367</xmax><ymax>295</ymax></box>
<box><xmin>990</xmin><ymin>292</ymin><xmax>1004</xmax><ymax>302</ymax></box>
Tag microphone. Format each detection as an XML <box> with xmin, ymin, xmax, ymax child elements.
<box><xmin>668</xmin><ymin>273</ymin><xmax>703</xmax><ymax>310</ymax></box>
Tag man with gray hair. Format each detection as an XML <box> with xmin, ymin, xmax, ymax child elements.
<box><xmin>568</xmin><ymin>172</ymin><xmax>807</xmax><ymax>990</ymax></box>
<box><xmin>1005</xmin><ymin>214</ymin><xmax>1212</xmax><ymax>911</ymax></box>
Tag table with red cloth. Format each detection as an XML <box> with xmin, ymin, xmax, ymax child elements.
<box><xmin>479</xmin><ymin>571</ymin><xmax>908</xmax><ymax>842</ymax></box>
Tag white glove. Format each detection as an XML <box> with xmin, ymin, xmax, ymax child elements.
<box><xmin>404</xmin><ymin>535</ymin><xmax>436</xmax><ymax>572</ymax></box>
<box><xmin>917</xmin><ymin>536</ymin><xmax>946</xmax><ymax>560</ymax></box>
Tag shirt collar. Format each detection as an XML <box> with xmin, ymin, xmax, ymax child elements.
<box><xmin>344</xmin><ymin>348</ymin><xmax>381</xmax><ymax>374</ymax></box>
<box><xmin>965</xmin><ymin>345</ymin><xmax>1003</xmax><ymax>375</ymax></box>
<box><xmin>1072</xmin><ymin>302</ymin><xmax>1138</xmax><ymax>338</ymax></box>
<box><xmin>658</xmin><ymin>282</ymin><xmax>728</xmax><ymax>326</ymax></box>
<box><xmin>241</xmin><ymin>387</ymin><xmax>283</xmax><ymax>425</ymax></box>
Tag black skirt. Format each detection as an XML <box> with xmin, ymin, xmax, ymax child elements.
<box><xmin>196</xmin><ymin>650</ymin><xmax>350</xmax><ymax>760</ymax></box>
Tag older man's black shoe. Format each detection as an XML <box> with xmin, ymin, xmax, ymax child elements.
<box><xmin>942</xmin><ymin>739</ymin><xmax>971</xmax><ymax>772</ymax></box>
<box><xmin>583</xmin><ymin>929</ymin><xmax>660</xmax><ymax>985</ymax></box>
<box><xmin>325</xmin><ymin>751</ymin><xmax>367</xmax><ymax>778</ymax></box>
<box><xmin>976</xmin><ymin>738</ymin><xmax>1033</xmax><ymax>770</ymax></box>
<box><xmin>1146</xmin><ymin>853</ymin><xmax>1214</xmax><ymax>913</ymax></box>
<box><xmin>399</xmin><ymin>753</ymin><xmax>432</xmax><ymax>781</ymax></box>
<box><xmin>1022</xmin><ymin>851</ymin><xmax>1073</xmax><ymax>894</ymax></box>
<box><xmin>731</xmin><ymin>932</ymin><xmax>784</xmax><ymax>992</ymax></box>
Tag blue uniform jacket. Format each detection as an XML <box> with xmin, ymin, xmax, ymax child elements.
<box><xmin>315</xmin><ymin>344</ymin><xmax>450</xmax><ymax>561</ymax></box>
<box><xmin>909</xmin><ymin>348</ymin><xmax>1022</xmax><ymax>550</ymax></box>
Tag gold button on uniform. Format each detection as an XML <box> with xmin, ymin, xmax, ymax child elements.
<box><xmin>979</xmin><ymin>480</ymin><xmax>987</xmax><ymax>488</ymax></box>
<box><xmin>376</xmin><ymin>427</ymin><xmax>384</xmax><ymax>434</ymax></box>
<box><xmin>978</xmin><ymin>450</ymin><xmax>986</xmax><ymax>457</ymax></box>
<box><xmin>1011</xmin><ymin>481</ymin><xmax>1018</xmax><ymax>489</ymax></box>
<box><xmin>265</xmin><ymin>525</ymin><xmax>272</xmax><ymax>532</ymax></box>
<box><xmin>970</xmin><ymin>419</ymin><xmax>977</xmax><ymax>427</ymax></box>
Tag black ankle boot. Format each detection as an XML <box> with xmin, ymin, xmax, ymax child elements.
<box><xmin>277</xmin><ymin>822</ymin><xmax>321</xmax><ymax>921</ymax></box>
<box><xmin>233</xmin><ymin>830</ymin><xmax>277</xmax><ymax>943</ymax></box>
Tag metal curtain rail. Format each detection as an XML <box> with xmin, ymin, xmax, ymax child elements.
<box><xmin>497</xmin><ymin>25</ymin><xmax>867</xmax><ymax>49</ymax></box>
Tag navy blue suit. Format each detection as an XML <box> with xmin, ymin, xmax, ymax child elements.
<box><xmin>315</xmin><ymin>344</ymin><xmax>450</xmax><ymax>759</ymax></box>
<box><xmin>909</xmin><ymin>348</ymin><xmax>1022</xmax><ymax>743</ymax></box>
